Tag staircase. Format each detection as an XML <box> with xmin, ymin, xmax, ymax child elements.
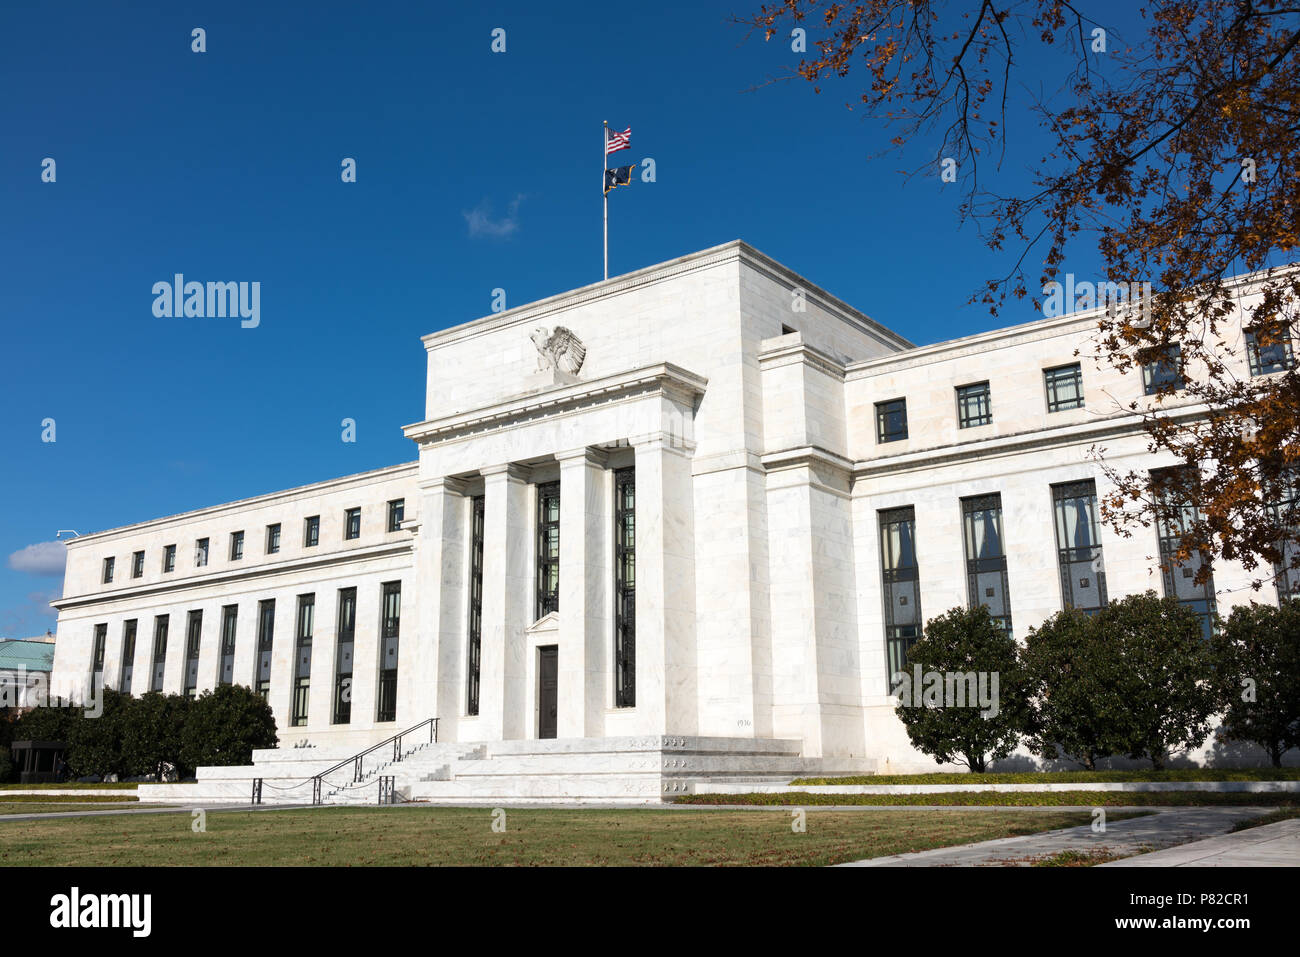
<box><xmin>138</xmin><ymin>728</ymin><xmax>876</xmax><ymax>806</ymax></box>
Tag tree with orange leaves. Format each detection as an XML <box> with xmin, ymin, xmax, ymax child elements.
<box><xmin>742</xmin><ymin>0</ymin><xmax>1300</xmax><ymax>592</ymax></box>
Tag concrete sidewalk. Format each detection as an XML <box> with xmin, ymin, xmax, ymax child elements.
<box><xmin>840</xmin><ymin>807</ymin><xmax>1275</xmax><ymax>867</ymax></box>
<box><xmin>1100</xmin><ymin>817</ymin><xmax>1298</xmax><ymax>867</ymax></box>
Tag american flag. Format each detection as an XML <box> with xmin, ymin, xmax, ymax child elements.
<box><xmin>605</xmin><ymin>126</ymin><xmax>631</xmax><ymax>154</ymax></box>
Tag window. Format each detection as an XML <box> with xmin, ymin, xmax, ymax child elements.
<box><xmin>218</xmin><ymin>606</ymin><xmax>237</xmax><ymax>686</ymax></box>
<box><xmin>195</xmin><ymin>538</ymin><xmax>209</xmax><ymax>568</ymax></box>
<box><xmin>961</xmin><ymin>494</ymin><xmax>1013</xmax><ymax>637</ymax></box>
<box><xmin>376</xmin><ymin>582</ymin><xmax>401</xmax><ymax>722</ymax></box>
<box><xmin>334</xmin><ymin>588</ymin><xmax>356</xmax><ymax>724</ymax></box>
<box><xmin>163</xmin><ymin>544</ymin><xmax>176</xmax><ymax>573</ymax></box>
<box><xmin>344</xmin><ymin>508</ymin><xmax>361</xmax><ymax>541</ymax></box>
<box><xmin>1153</xmin><ymin>468</ymin><xmax>1217</xmax><ymax>639</ymax></box>
<box><xmin>131</xmin><ymin>550</ymin><xmax>145</xmax><ymax>579</ymax></box>
<box><xmin>102</xmin><ymin>557</ymin><xmax>114</xmax><ymax>584</ymax></box>
<box><xmin>119</xmin><ymin>619</ymin><xmax>137</xmax><ymax>694</ymax></box>
<box><xmin>956</xmin><ymin>382</ymin><xmax>992</xmax><ymax>429</ymax></box>
<box><xmin>1246</xmin><ymin>324</ymin><xmax>1295</xmax><ymax>377</ymax></box>
<box><xmin>1044</xmin><ymin>363</ymin><xmax>1084</xmax><ymax>412</ymax></box>
<box><xmin>91</xmin><ymin>624</ymin><xmax>107</xmax><ymax>684</ymax></box>
<box><xmin>266</xmin><ymin>523</ymin><xmax>281</xmax><ymax>555</ymax></box>
<box><xmin>615</xmin><ymin>468</ymin><xmax>636</xmax><ymax>708</ymax></box>
<box><xmin>255</xmin><ymin>599</ymin><xmax>275</xmax><ymax>699</ymax></box>
<box><xmin>879</xmin><ymin>506</ymin><xmax>922</xmax><ymax>680</ymax></box>
<box><xmin>1141</xmin><ymin>343</ymin><xmax>1184</xmax><ymax>395</ymax></box>
<box><xmin>183</xmin><ymin>610</ymin><xmax>202</xmax><ymax>698</ymax></box>
<box><xmin>1269</xmin><ymin>472</ymin><xmax>1300</xmax><ymax>604</ymax></box>
<box><xmin>229</xmin><ymin>530</ymin><xmax>244</xmax><ymax>561</ymax></box>
<box><xmin>536</xmin><ymin>482</ymin><xmax>561</xmax><ymax>618</ymax></box>
<box><xmin>304</xmin><ymin>516</ymin><xmax>320</xmax><ymax>548</ymax></box>
<box><xmin>875</xmin><ymin>399</ymin><xmax>908</xmax><ymax>443</ymax></box>
<box><xmin>1052</xmin><ymin>480</ymin><xmax>1107</xmax><ymax>613</ymax></box>
<box><xmin>150</xmin><ymin>615</ymin><xmax>169</xmax><ymax>692</ymax></box>
<box><xmin>387</xmin><ymin>499</ymin><xmax>405</xmax><ymax>532</ymax></box>
<box><xmin>466</xmin><ymin>497</ymin><xmax>485</xmax><ymax>716</ymax></box>
<box><xmin>291</xmin><ymin>594</ymin><xmax>314</xmax><ymax>727</ymax></box>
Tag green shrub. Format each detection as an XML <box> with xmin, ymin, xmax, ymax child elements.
<box><xmin>892</xmin><ymin>605</ymin><xmax>1031</xmax><ymax>772</ymax></box>
<box><xmin>65</xmin><ymin>688</ymin><xmax>132</xmax><ymax>779</ymax></box>
<box><xmin>1211</xmin><ymin>601</ymin><xmax>1300</xmax><ymax>767</ymax></box>
<box><xmin>1082</xmin><ymin>592</ymin><xmax>1218</xmax><ymax>769</ymax></box>
<box><xmin>1023</xmin><ymin>606</ymin><xmax>1137</xmax><ymax>769</ymax></box>
<box><xmin>180</xmin><ymin>684</ymin><xmax>278</xmax><ymax>771</ymax></box>
<box><xmin>12</xmin><ymin>702</ymin><xmax>76</xmax><ymax>744</ymax></box>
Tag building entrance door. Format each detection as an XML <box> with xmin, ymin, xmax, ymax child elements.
<box><xmin>538</xmin><ymin>645</ymin><xmax>558</xmax><ymax>739</ymax></box>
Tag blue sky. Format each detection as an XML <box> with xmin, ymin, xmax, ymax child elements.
<box><xmin>1</xmin><ymin>0</ymin><xmax>1132</xmax><ymax>634</ymax></box>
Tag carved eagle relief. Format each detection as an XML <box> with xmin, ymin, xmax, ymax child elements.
<box><xmin>530</xmin><ymin>325</ymin><xmax>586</xmax><ymax>375</ymax></box>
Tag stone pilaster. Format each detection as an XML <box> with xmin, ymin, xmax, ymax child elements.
<box><xmin>305</xmin><ymin>589</ymin><xmax>337</xmax><ymax>729</ymax></box>
<box><xmin>633</xmin><ymin>433</ymin><xmax>698</xmax><ymax>735</ymax></box>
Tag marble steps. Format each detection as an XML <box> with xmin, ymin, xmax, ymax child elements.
<box><xmin>136</xmin><ymin>736</ymin><xmax>877</xmax><ymax>805</ymax></box>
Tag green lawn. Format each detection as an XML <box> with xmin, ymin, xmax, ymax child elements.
<box><xmin>0</xmin><ymin>805</ymin><xmax>1124</xmax><ymax>866</ymax></box>
<box><xmin>0</xmin><ymin>801</ymin><xmax>151</xmax><ymax>816</ymax></box>
<box><xmin>1228</xmin><ymin>807</ymin><xmax>1300</xmax><ymax>831</ymax></box>
<box><xmin>0</xmin><ymin>782</ymin><xmax>139</xmax><ymax>790</ymax></box>
<box><xmin>0</xmin><ymin>794</ymin><xmax>140</xmax><ymax>806</ymax></box>
<box><xmin>678</xmin><ymin>791</ymin><xmax>1299</xmax><ymax>807</ymax></box>
<box><xmin>790</xmin><ymin>769</ymin><xmax>1300</xmax><ymax>786</ymax></box>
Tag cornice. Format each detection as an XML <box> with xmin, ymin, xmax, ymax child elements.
<box><xmin>850</xmin><ymin>406</ymin><xmax>1207</xmax><ymax>481</ymax></box>
<box><xmin>762</xmin><ymin>445</ymin><xmax>855</xmax><ymax>476</ymax></box>
<box><xmin>758</xmin><ymin>336</ymin><xmax>848</xmax><ymax>381</ymax></box>
<box><xmin>64</xmin><ymin>461</ymin><xmax>419</xmax><ymax>548</ymax></box>
<box><xmin>402</xmin><ymin>362</ymin><xmax>708</xmax><ymax>448</ymax></box>
<box><xmin>52</xmin><ymin>540</ymin><xmax>413</xmax><ymax>612</ymax></box>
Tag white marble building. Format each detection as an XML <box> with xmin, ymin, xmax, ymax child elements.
<box><xmin>50</xmin><ymin>241</ymin><xmax>1296</xmax><ymax>789</ymax></box>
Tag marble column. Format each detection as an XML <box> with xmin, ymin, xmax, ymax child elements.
<box><xmin>479</xmin><ymin>463</ymin><xmax>532</xmax><ymax>740</ymax></box>
<box><xmin>405</xmin><ymin>476</ymin><xmax>467</xmax><ymax>735</ymax></box>
<box><xmin>633</xmin><ymin>433</ymin><xmax>698</xmax><ymax>736</ymax></box>
<box><xmin>557</xmin><ymin>447</ymin><xmax>610</xmax><ymax>738</ymax></box>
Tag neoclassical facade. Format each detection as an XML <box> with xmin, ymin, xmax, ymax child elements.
<box><xmin>50</xmin><ymin>241</ymin><xmax>1296</xmax><ymax>772</ymax></box>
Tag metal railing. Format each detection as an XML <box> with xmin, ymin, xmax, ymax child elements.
<box><xmin>309</xmin><ymin>717</ymin><xmax>438</xmax><ymax>805</ymax></box>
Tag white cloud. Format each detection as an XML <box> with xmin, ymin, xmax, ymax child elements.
<box><xmin>7</xmin><ymin>540</ymin><xmax>67</xmax><ymax>577</ymax></box>
<box><xmin>463</xmin><ymin>195</ymin><xmax>524</xmax><ymax>239</ymax></box>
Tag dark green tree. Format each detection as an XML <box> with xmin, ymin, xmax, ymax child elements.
<box><xmin>64</xmin><ymin>688</ymin><xmax>132</xmax><ymax>779</ymax></box>
<box><xmin>1092</xmin><ymin>592</ymin><xmax>1220</xmax><ymax>769</ymax></box>
<box><xmin>121</xmin><ymin>692</ymin><xmax>191</xmax><ymax>780</ymax></box>
<box><xmin>12</xmin><ymin>702</ymin><xmax>75</xmax><ymax>745</ymax></box>
<box><xmin>180</xmin><ymin>684</ymin><xmax>278</xmax><ymax>772</ymax></box>
<box><xmin>1211</xmin><ymin>601</ymin><xmax>1300</xmax><ymax>768</ymax></box>
<box><xmin>893</xmin><ymin>605</ymin><xmax>1030</xmax><ymax>772</ymax></box>
<box><xmin>1022</xmin><ymin>608</ymin><xmax>1132</xmax><ymax>770</ymax></box>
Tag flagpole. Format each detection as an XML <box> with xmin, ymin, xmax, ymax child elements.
<box><xmin>603</xmin><ymin>120</ymin><xmax>609</xmax><ymax>280</ymax></box>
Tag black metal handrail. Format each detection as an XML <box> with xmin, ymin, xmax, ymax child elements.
<box><xmin>310</xmin><ymin>717</ymin><xmax>438</xmax><ymax>804</ymax></box>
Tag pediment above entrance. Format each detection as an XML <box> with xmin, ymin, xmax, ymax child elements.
<box><xmin>401</xmin><ymin>361</ymin><xmax>707</xmax><ymax>452</ymax></box>
<box><xmin>526</xmin><ymin>611</ymin><xmax>560</xmax><ymax>635</ymax></box>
